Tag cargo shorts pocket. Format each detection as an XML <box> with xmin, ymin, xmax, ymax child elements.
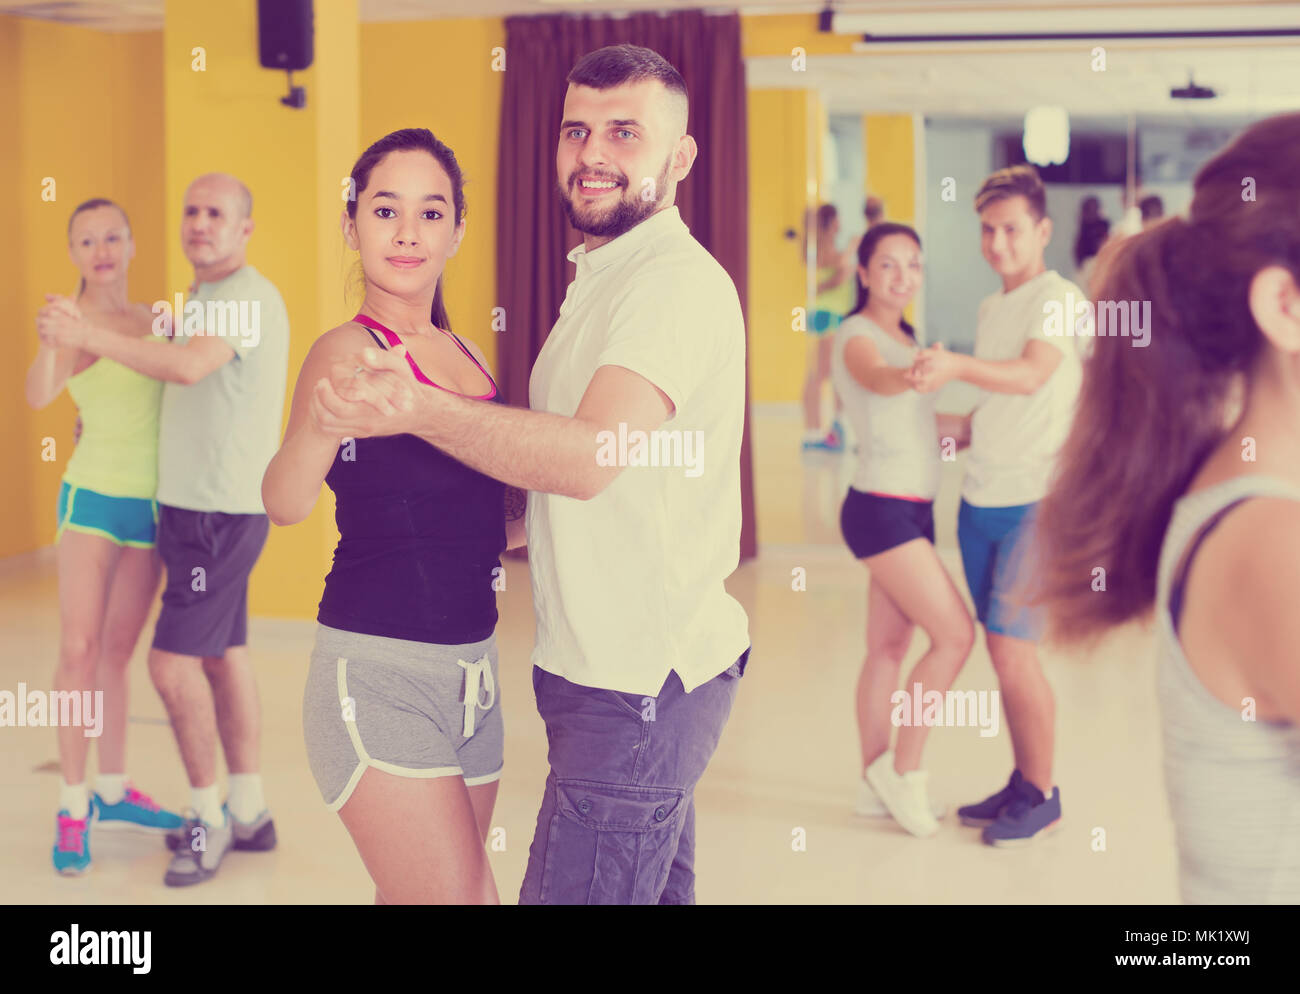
<box><xmin>540</xmin><ymin>779</ymin><xmax>686</xmax><ymax>905</ymax></box>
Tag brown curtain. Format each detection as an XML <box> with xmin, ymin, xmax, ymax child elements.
<box><xmin>496</xmin><ymin>10</ymin><xmax>757</xmax><ymax>562</ymax></box>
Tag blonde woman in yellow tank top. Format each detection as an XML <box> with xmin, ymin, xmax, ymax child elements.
<box><xmin>25</xmin><ymin>199</ymin><xmax>183</xmax><ymax>876</ymax></box>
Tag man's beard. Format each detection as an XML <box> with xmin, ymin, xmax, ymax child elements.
<box><xmin>558</xmin><ymin>156</ymin><xmax>672</xmax><ymax>240</ymax></box>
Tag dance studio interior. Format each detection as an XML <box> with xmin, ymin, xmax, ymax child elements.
<box><xmin>3</xmin><ymin>0</ymin><xmax>1299</xmax><ymax>924</ymax></box>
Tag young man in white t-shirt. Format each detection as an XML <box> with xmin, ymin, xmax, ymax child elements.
<box><xmin>908</xmin><ymin>165</ymin><xmax>1088</xmax><ymax>846</ymax></box>
<box><xmin>310</xmin><ymin>45</ymin><xmax>751</xmax><ymax>903</ymax></box>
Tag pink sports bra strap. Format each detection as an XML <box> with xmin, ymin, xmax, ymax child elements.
<box><xmin>350</xmin><ymin>313</ymin><xmax>498</xmax><ymax>399</ymax></box>
<box><xmin>351</xmin><ymin>313</ymin><xmax>434</xmax><ymax>386</ymax></box>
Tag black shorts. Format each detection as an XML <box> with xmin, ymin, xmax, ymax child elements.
<box><xmin>840</xmin><ymin>488</ymin><xmax>935</xmax><ymax>559</ymax></box>
<box><xmin>152</xmin><ymin>504</ymin><xmax>269</xmax><ymax>658</ymax></box>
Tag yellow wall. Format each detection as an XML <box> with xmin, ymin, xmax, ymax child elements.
<box><xmin>865</xmin><ymin>113</ymin><xmax>917</xmax><ymax>226</ymax></box>
<box><xmin>358</xmin><ymin>19</ymin><xmax>505</xmax><ymax>370</ymax></box>
<box><xmin>0</xmin><ymin>18</ymin><xmax>28</xmax><ymax>559</ymax></box>
<box><xmin>748</xmin><ymin>89</ymin><xmax>822</xmax><ymax>406</ymax></box>
<box><xmin>741</xmin><ymin>13</ymin><xmax>905</xmax><ymax>404</ymax></box>
<box><xmin>3</xmin><ymin>18</ymin><xmax>164</xmax><ymax>559</ymax></box>
<box><xmin>160</xmin><ymin>5</ymin><xmax>502</xmax><ymax>618</ymax></box>
<box><xmin>3</xmin><ymin>9</ymin><xmax>875</xmax><ymax>591</ymax></box>
<box><xmin>741</xmin><ymin>13</ymin><xmax>859</xmax><ymax>58</ymax></box>
<box><xmin>163</xmin><ymin>0</ymin><xmax>361</xmax><ymax>618</ymax></box>
<box><xmin>1</xmin><ymin>9</ymin><xmax>504</xmax><ymax>618</ymax></box>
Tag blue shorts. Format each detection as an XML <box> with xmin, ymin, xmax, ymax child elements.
<box><xmin>57</xmin><ymin>480</ymin><xmax>158</xmax><ymax>548</ymax></box>
<box><xmin>957</xmin><ymin>499</ymin><xmax>1044</xmax><ymax>641</ymax></box>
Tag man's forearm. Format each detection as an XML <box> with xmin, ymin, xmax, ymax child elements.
<box><xmin>954</xmin><ymin>353</ymin><xmax>1039</xmax><ymax>395</ymax></box>
<box><xmin>416</xmin><ymin>390</ymin><xmax>601</xmax><ymax>499</ymax></box>
<box><xmin>87</xmin><ymin>328</ymin><xmax>193</xmax><ymax>384</ymax></box>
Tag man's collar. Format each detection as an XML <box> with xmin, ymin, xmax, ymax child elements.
<box><xmin>193</xmin><ymin>263</ymin><xmax>250</xmax><ymax>295</ymax></box>
<box><xmin>566</xmin><ymin>206</ymin><xmax>685</xmax><ymax>276</ymax></box>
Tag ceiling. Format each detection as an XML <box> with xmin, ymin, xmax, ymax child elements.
<box><xmin>750</xmin><ymin>41</ymin><xmax>1300</xmax><ymax>116</ymax></box>
<box><xmin>2</xmin><ymin>1</ymin><xmax>1296</xmax><ymax>119</ymax></box>
<box><xmin>1</xmin><ymin>0</ymin><xmax>814</xmax><ymax>27</ymax></box>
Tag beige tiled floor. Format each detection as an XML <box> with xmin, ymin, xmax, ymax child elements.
<box><xmin>1</xmin><ymin>405</ymin><xmax>1178</xmax><ymax>903</ymax></box>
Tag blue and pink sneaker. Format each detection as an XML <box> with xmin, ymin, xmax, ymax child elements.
<box><xmin>92</xmin><ymin>784</ymin><xmax>184</xmax><ymax>835</ymax></box>
<box><xmin>53</xmin><ymin>810</ymin><xmax>91</xmax><ymax>875</ymax></box>
<box><xmin>802</xmin><ymin>422</ymin><xmax>846</xmax><ymax>453</ymax></box>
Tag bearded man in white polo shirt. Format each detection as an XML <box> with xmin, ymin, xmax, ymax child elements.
<box><xmin>311</xmin><ymin>45</ymin><xmax>751</xmax><ymax>904</ymax></box>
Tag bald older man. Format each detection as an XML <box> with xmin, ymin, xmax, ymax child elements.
<box><xmin>44</xmin><ymin>173</ymin><xmax>291</xmax><ymax>886</ymax></box>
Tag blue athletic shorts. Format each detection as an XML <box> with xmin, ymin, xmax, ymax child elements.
<box><xmin>956</xmin><ymin>498</ymin><xmax>1044</xmax><ymax>641</ymax></box>
<box><xmin>56</xmin><ymin>480</ymin><xmax>158</xmax><ymax>548</ymax></box>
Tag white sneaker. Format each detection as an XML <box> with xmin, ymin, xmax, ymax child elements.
<box><xmin>856</xmin><ymin>775</ymin><xmax>948</xmax><ymax>819</ymax></box>
<box><xmin>865</xmin><ymin>752</ymin><xmax>941</xmax><ymax>838</ymax></box>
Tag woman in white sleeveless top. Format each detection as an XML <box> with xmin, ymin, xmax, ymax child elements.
<box><xmin>1033</xmin><ymin>112</ymin><xmax>1300</xmax><ymax>903</ymax></box>
<box><xmin>831</xmin><ymin>223</ymin><xmax>976</xmax><ymax>837</ymax></box>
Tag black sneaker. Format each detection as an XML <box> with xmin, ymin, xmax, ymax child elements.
<box><xmin>957</xmin><ymin>770</ymin><xmax>1023</xmax><ymax>827</ymax></box>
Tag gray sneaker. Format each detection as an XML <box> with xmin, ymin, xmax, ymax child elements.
<box><xmin>163</xmin><ymin>809</ymin><xmax>234</xmax><ymax>887</ymax></box>
<box><xmin>165</xmin><ymin>807</ymin><xmax>276</xmax><ymax>852</ymax></box>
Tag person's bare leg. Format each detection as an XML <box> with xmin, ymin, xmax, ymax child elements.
<box><xmin>802</xmin><ymin>336</ymin><xmax>825</xmax><ymax>430</ymax></box>
<box><xmin>54</xmin><ymin>532</ymin><xmax>119</xmax><ymax>790</ymax></box>
<box><xmin>148</xmin><ymin>647</ymin><xmax>219</xmax><ymax>789</ymax></box>
<box><xmin>203</xmin><ymin>645</ymin><xmax>260</xmax><ymax>774</ymax></box>
<box><xmin>856</xmin><ymin>577</ymin><xmax>912</xmax><ymax>771</ymax></box>
<box><xmin>340</xmin><ymin>769</ymin><xmax>499</xmax><ymax>905</ymax></box>
<box><xmin>865</xmin><ymin>539</ymin><xmax>976</xmax><ymax>772</ymax></box>
<box><xmin>986</xmin><ymin>631</ymin><xmax>1054</xmax><ymax>792</ymax></box>
<box><xmin>94</xmin><ymin>547</ymin><xmax>162</xmax><ymax>774</ymax></box>
<box><xmin>815</xmin><ymin>336</ymin><xmax>834</xmax><ymax>430</ymax></box>
<box><xmin>467</xmin><ymin>780</ymin><xmax>500</xmax><ymax>846</ymax></box>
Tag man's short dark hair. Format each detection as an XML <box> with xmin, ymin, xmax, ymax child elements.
<box><xmin>567</xmin><ymin>44</ymin><xmax>688</xmax><ymax>100</ymax></box>
<box><xmin>975</xmin><ymin>164</ymin><xmax>1048</xmax><ymax>222</ymax></box>
<box><xmin>1138</xmin><ymin>194</ymin><xmax>1164</xmax><ymax>222</ymax></box>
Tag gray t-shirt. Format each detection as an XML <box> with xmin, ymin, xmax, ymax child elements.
<box><xmin>157</xmin><ymin>264</ymin><xmax>290</xmax><ymax>514</ymax></box>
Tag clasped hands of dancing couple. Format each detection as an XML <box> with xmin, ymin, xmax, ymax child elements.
<box><xmin>902</xmin><ymin>342</ymin><xmax>960</xmax><ymax>395</ymax></box>
<box><xmin>312</xmin><ymin>343</ymin><xmax>430</xmax><ymax>437</ymax></box>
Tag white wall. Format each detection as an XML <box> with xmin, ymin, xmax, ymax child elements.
<box><xmin>921</xmin><ymin>120</ymin><xmax>1197</xmax><ymax>347</ymax></box>
<box><xmin>920</xmin><ymin>121</ymin><xmax>999</xmax><ymax>352</ymax></box>
<box><xmin>1046</xmin><ymin>182</ymin><xmax>1192</xmax><ymax>286</ymax></box>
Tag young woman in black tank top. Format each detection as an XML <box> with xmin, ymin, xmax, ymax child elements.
<box><xmin>263</xmin><ymin>129</ymin><xmax>525</xmax><ymax>904</ymax></box>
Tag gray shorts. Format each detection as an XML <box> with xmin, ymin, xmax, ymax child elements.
<box><xmin>303</xmin><ymin>623</ymin><xmax>504</xmax><ymax>812</ymax></box>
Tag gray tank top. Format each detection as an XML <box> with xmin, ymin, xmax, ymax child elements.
<box><xmin>1155</xmin><ymin>474</ymin><xmax>1300</xmax><ymax>904</ymax></box>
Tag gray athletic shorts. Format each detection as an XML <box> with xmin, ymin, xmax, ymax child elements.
<box><xmin>303</xmin><ymin>623</ymin><xmax>504</xmax><ymax>812</ymax></box>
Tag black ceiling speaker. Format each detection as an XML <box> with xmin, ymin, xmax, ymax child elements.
<box><xmin>1171</xmin><ymin>74</ymin><xmax>1216</xmax><ymax>100</ymax></box>
<box><xmin>258</xmin><ymin>0</ymin><xmax>314</xmax><ymax>72</ymax></box>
